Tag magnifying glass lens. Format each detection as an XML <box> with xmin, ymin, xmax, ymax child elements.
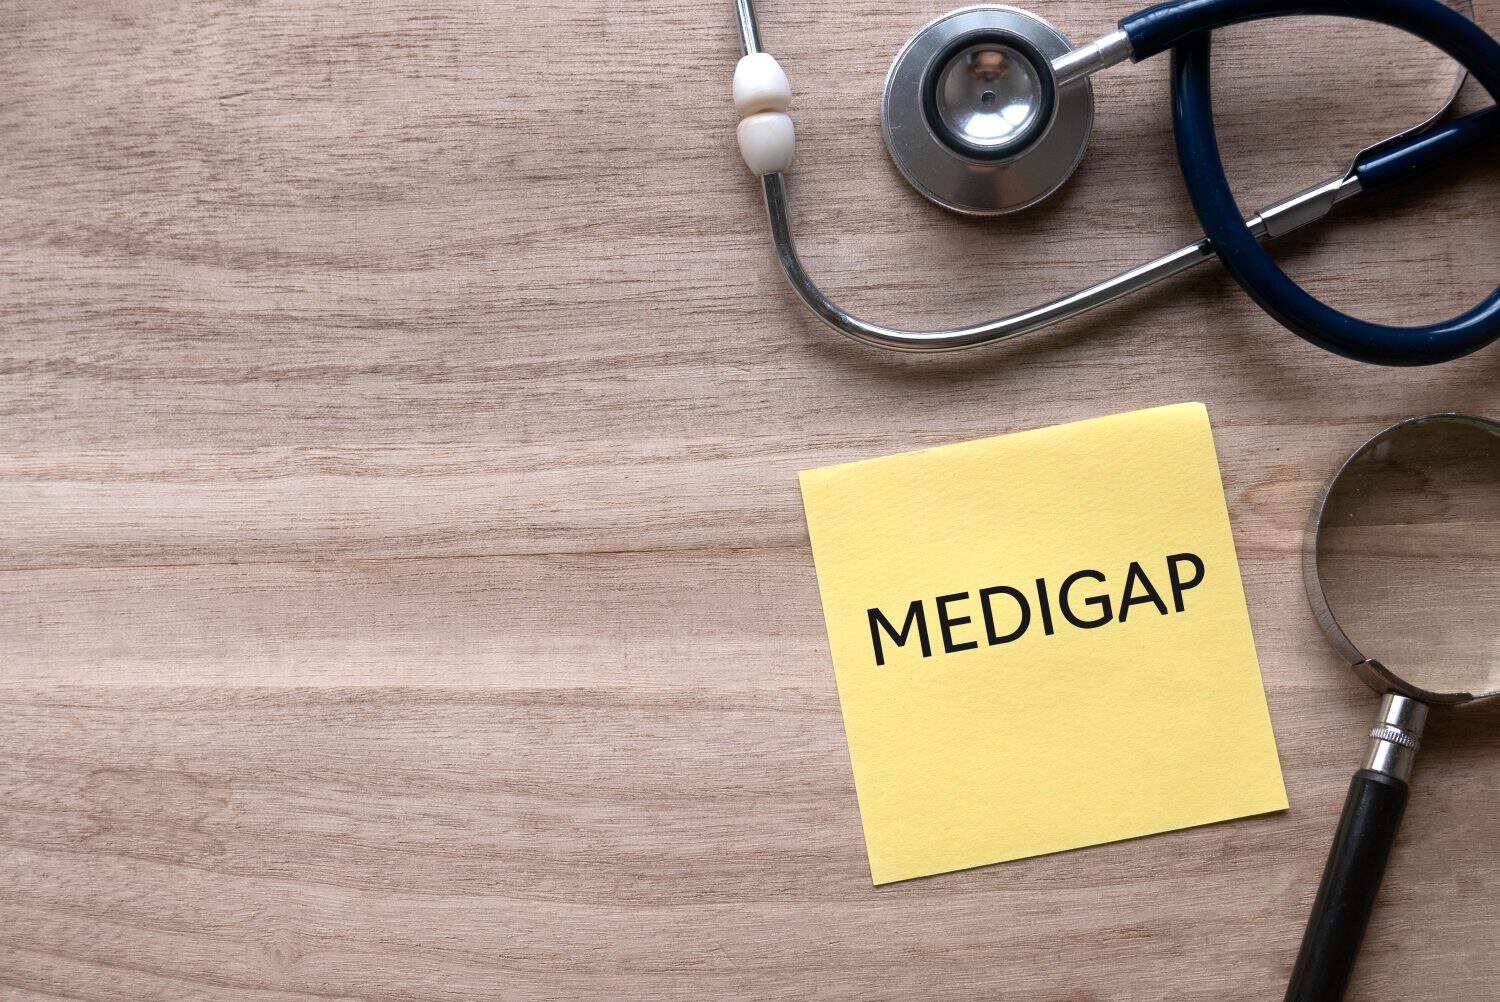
<box><xmin>1316</xmin><ymin>417</ymin><xmax>1500</xmax><ymax>696</ymax></box>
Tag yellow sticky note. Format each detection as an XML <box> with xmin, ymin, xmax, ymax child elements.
<box><xmin>799</xmin><ymin>403</ymin><xmax>1287</xmax><ymax>885</ymax></box>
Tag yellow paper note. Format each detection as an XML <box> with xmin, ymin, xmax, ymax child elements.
<box><xmin>799</xmin><ymin>403</ymin><xmax>1287</xmax><ymax>885</ymax></box>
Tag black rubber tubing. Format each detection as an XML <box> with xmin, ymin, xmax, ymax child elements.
<box><xmin>1131</xmin><ymin>0</ymin><xmax>1500</xmax><ymax>364</ymax></box>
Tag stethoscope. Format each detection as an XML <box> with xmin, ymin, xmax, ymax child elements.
<box><xmin>729</xmin><ymin>0</ymin><xmax>1500</xmax><ymax>365</ymax></box>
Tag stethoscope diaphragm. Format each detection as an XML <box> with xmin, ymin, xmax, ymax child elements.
<box><xmin>881</xmin><ymin>6</ymin><xmax>1092</xmax><ymax>215</ymax></box>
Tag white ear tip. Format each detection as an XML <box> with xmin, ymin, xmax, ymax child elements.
<box><xmin>737</xmin><ymin>111</ymin><xmax>794</xmax><ymax>176</ymax></box>
<box><xmin>733</xmin><ymin>53</ymin><xmax>791</xmax><ymax>116</ymax></box>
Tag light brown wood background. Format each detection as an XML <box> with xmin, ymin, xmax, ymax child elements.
<box><xmin>1</xmin><ymin>0</ymin><xmax>1498</xmax><ymax>997</ymax></box>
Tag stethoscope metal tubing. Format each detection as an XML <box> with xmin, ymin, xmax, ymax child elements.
<box><xmin>758</xmin><ymin>169</ymin><xmax>1361</xmax><ymax>353</ymax></box>
<box><xmin>736</xmin><ymin>0</ymin><xmax>1364</xmax><ymax>352</ymax></box>
<box><xmin>734</xmin><ymin>0</ymin><xmax>763</xmax><ymax>56</ymax></box>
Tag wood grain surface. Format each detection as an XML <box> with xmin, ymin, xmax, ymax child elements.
<box><xmin>1</xmin><ymin>0</ymin><xmax>1498</xmax><ymax>997</ymax></box>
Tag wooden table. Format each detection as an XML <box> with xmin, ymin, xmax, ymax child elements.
<box><xmin>2</xmin><ymin>1</ymin><xmax>1497</xmax><ymax>997</ymax></box>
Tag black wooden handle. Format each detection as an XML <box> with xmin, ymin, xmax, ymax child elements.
<box><xmin>1285</xmin><ymin>769</ymin><xmax>1409</xmax><ymax>1002</ymax></box>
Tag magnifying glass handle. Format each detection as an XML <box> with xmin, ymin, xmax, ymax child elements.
<box><xmin>1285</xmin><ymin>694</ymin><xmax>1426</xmax><ymax>1002</ymax></box>
<box><xmin>1285</xmin><ymin>769</ymin><xmax>1408</xmax><ymax>1001</ymax></box>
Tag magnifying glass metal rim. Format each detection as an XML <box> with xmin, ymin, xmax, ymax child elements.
<box><xmin>1304</xmin><ymin>410</ymin><xmax>1500</xmax><ymax>706</ymax></box>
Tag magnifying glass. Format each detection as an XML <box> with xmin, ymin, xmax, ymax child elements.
<box><xmin>1290</xmin><ymin>413</ymin><xmax>1500</xmax><ymax>1001</ymax></box>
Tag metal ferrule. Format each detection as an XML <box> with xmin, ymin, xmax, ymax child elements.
<box><xmin>1361</xmin><ymin>693</ymin><xmax>1427</xmax><ymax>782</ymax></box>
<box><xmin>1246</xmin><ymin>175</ymin><xmax>1363</xmax><ymax>241</ymax></box>
<box><xmin>1050</xmin><ymin>30</ymin><xmax>1133</xmax><ymax>88</ymax></box>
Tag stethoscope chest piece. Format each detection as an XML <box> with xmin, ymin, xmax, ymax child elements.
<box><xmin>882</xmin><ymin>5</ymin><xmax>1092</xmax><ymax>215</ymax></box>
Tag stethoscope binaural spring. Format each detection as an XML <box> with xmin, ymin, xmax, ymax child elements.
<box><xmin>729</xmin><ymin>0</ymin><xmax>1500</xmax><ymax>365</ymax></box>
